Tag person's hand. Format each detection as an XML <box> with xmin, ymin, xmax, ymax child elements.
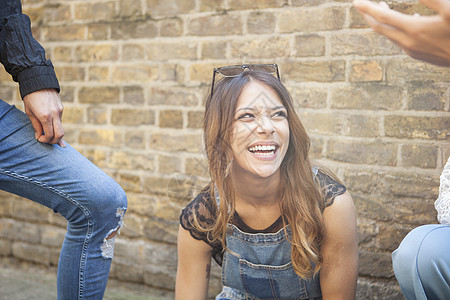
<box><xmin>23</xmin><ymin>89</ymin><xmax>66</xmax><ymax>147</ymax></box>
<box><xmin>353</xmin><ymin>0</ymin><xmax>450</xmax><ymax>67</ymax></box>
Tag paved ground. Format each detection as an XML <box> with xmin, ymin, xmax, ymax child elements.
<box><xmin>0</xmin><ymin>259</ymin><xmax>172</xmax><ymax>300</ymax></box>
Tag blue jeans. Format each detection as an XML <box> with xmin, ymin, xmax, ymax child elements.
<box><xmin>0</xmin><ymin>100</ymin><xmax>127</xmax><ymax>299</ymax></box>
<box><xmin>392</xmin><ymin>224</ymin><xmax>450</xmax><ymax>300</ymax></box>
<box><xmin>218</xmin><ymin>225</ymin><xmax>321</xmax><ymax>299</ymax></box>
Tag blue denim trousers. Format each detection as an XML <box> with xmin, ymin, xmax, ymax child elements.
<box><xmin>392</xmin><ymin>224</ymin><xmax>450</xmax><ymax>300</ymax></box>
<box><xmin>216</xmin><ymin>224</ymin><xmax>322</xmax><ymax>300</ymax></box>
<box><xmin>0</xmin><ymin>100</ymin><xmax>127</xmax><ymax>299</ymax></box>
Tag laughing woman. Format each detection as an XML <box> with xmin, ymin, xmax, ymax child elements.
<box><xmin>176</xmin><ymin>65</ymin><xmax>358</xmax><ymax>300</ymax></box>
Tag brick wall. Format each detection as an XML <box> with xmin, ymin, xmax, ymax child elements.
<box><xmin>0</xmin><ymin>0</ymin><xmax>449</xmax><ymax>298</ymax></box>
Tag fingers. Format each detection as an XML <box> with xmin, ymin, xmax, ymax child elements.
<box><xmin>353</xmin><ymin>0</ymin><xmax>390</xmax><ymax>15</ymax></box>
<box><xmin>36</xmin><ymin>110</ymin><xmax>64</xmax><ymax>145</ymax></box>
<box><xmin>353</xmin><ymin>0</ymin><xmax>417</xmax><ymax>30</ymax></box>
<box><xmin>26</xmin><ymin>107</ymin><xmax>65</xmax><ymax>146</ymax></box>
<box><xmin>27</xmin><ymin>112</ymin><xmax>44</xmax><ymax>140</ymax></box>
<box><xmin>359</xmin><ymin>10</ymin><xmax>413</xmax><ymax>46</ymax></box>
<box><xmin>379</xmin><ymin>1</ymin><xmax>389</xmax><ymax>9</ymax></box>
<box><xmin>353</xmin><ymin>0</ymin><xmax>430</xmax><ymax>48</ymax></box>
<box><xmin>53</xmin><ymin>115</ymin><xmax>66</xmax><ymax>147</ymax></box>
<box><xmin>36</xmin><ymin>117</ymin><xmax>55</xmax><ymax>144</ymax></box>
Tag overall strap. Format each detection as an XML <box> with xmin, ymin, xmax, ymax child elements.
<box><xmin>214</xmin><ymin>184</ymin><xmax>231</xmax><ymax>214</ymax></box>
<box><xmin>312</xmin><ymin>166</ymin><xmax>319</xmax><ymax>178</ymax></box>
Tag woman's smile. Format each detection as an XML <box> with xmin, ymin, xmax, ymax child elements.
<box><xmin>247</xmin><ymin>142</ymin><xmax>279</xmax><ymax>159</ymax></box>
<box><xmin>230</xmin><ymin>81</ymin><xmax>289</xmax><ymax>179</ymax></box>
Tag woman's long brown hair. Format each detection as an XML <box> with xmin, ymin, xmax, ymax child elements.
<box><xmin>195</xmin><ymin>70</ymin><xmax>328</xmax><ymax>278</ymax></box>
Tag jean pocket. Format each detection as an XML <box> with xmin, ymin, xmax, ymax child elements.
<box><xmin>239</xmin><ymin>259</ymin><xmax>308</xmax><ymax>299</ymax></box>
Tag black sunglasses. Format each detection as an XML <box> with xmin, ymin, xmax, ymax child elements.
<box><xmin>210</xmin><ymin>64</ymin><xmax>280</xmax><ymax>99</ymax></box>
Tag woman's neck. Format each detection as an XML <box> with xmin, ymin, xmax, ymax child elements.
<box><xmin>231</xmin><ymin>170</ymin><xmax>281</xmax><ymax>207</ymax></box>
<box><xmin>231</xmin><ymin>170</ymin><xmax>283</xmax><ymax>230</ymax></box>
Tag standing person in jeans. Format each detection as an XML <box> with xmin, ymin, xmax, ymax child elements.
<box><xmin>0</xmin><ymin>0</ymin><xmax>127</xmax><ymax>299</ymax></box>
<box><xmin>353</xmin><ymin>1</ymin><xmax>450</xmax><ymax>298</ymax></box>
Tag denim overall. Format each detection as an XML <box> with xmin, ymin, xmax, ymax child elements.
<box><xmin>215</xmin><ymin>170</ymin><xmax>322</xmax><ymax>299</ymax></box>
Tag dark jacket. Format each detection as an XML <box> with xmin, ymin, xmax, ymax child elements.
<box><xmin>0</xmin><ymin>0</ymin><xmax>59</xmax><ymax>98</ymax></box>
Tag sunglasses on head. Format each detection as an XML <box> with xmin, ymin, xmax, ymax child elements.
<box><xmin>210</xmin><ymin>64</ymin><xmax>280</xmax><ymax>99</ymax></box>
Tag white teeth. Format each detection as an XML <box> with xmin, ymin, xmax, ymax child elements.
<box><xmin>248</xmin><ymin>145</ymin><xmax>276</xmax><ymax>152</ymax></box>
<box><xmin>257</xmin><ymin>151</ymin><xmax>275</xmax><ymax>156</ymax></box>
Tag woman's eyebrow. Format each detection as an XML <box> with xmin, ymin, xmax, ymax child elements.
<box><xmin>235</xmin><ymin>106</ymin><xmax>286</xmax><ymax>113</ymax></box>
<box><xmin>235</xmin><ymin>107</ymin><xmax>257</xmax><ymax>113</ymax></box>
<box><xmin>270</xmin><ymin>106</ymin><xmax>287</xmax><ymax>111</ymax></box>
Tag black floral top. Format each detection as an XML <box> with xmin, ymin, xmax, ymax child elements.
<box><xmin>179</xmin><ymin>169</ymin><xmax>346</xmax><ymax>266</ymax></box>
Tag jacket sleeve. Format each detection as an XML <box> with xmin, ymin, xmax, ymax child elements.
<box><xmin>0</xmin><ymin>0</ymin><xmax>59</xmax><ymax>99</ymax></box>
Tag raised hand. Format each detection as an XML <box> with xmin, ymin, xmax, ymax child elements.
<box><xmin>353</xmin><ymin>0</ymin><xmax>450</xmax><ymax>67</ymax></box>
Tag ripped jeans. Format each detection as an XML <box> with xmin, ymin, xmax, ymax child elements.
<box><xmin>0</xmin><ymin>100</ymin><xmax>127</xmax><ymax>299</ymax></box>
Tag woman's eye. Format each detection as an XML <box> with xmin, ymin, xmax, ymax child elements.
<box><xmin>237</xmin><ymin>113</ymin><xmax>255</xmax><ymax>120</ymax></box>
<box><xmin>272</xmin><ymin>111</ymin><xmax>287</xmax><ymax>119</ymax></box>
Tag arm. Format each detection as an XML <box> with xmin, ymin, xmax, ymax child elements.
<box><xmin>175</xmin><ymin>225</ymin><xmax>212</xmax><ymax>300</ymax></box>
<box><xmin>353</xmin><ymin>0</ymin><xmax>450</xmax><ymax>67</ymax></box>
<box><xmin>0</xmin><ymin>0</ymin><xmax>64</xmax><ymax>145</ymax></box>
<box><xmin>320</xmin><ymin>191</ymin><xmax>358</xmax><ymax>300</ymax></box>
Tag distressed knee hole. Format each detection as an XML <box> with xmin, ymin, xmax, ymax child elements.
<box><xmin>101</xmin><ymin>207</ymin><xmax>126</xmax><ymax>259</ymax></box>
<box><xmin>106</xmin><ymin>230</ymin><xmax>117</xmax><ymax>240</ymax></box>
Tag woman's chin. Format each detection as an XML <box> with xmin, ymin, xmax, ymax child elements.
<box><xmin>248</xmin><ymin>166</ymin><xmax>281</xmax><ymax>179</ymax></box>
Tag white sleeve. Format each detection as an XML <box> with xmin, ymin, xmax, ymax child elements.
<box><xmin>435</xmin><ymin>157</ymin><xmax>450</xmax><ymax>225</ymax></box>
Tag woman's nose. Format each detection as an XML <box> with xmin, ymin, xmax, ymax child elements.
<box><xmin>256</xmin><ymin>115</ymin><xmax>275</xmax><ymax>134</ymax></box>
